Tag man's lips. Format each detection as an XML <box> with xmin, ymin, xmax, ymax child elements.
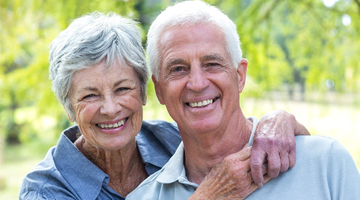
<box><xmin>96</xmin><ymin>118</ymin><xmax>128</xmax><ymax>129</ymax></box>
<box><xmin>186</xmin><ymin>97</ymin><xmax>218</xmax><ymax>108</ymax></box>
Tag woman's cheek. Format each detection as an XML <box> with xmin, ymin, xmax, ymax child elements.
<box><xmin>128</xmin><ymin>91</ymin><xmax>144</xmax><ymax>134</ymax></box>
<box><xmin>74</xmin><ymin>102</ymin><xmax>96</xmax><ymax>124</ymax></box>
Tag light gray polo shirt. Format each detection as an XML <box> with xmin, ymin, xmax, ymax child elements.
<box><xmin>127</xmin><ymin>117</ymin><xmax>360</xmax><ymax>200</ymax></box>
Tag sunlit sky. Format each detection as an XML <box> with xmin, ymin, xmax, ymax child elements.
<box><xmin>342</xmin><ymin>14</ymin><xmax>351</xmax><ymax>26</ymax></box>
<box><xmin>322</xmin><ymin>0</ymin><xmax>351</xmax><ymax>26</ymax></box>
<box><xmin>322</xmin><ymin>0</ymin><xmax>340</xmax><ymax>7</ymax></box>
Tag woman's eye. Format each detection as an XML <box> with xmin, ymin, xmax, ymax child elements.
<box><xmin>82</xmin><ymin>94</ymin><xmax>96</xmax><ymax>100</ymax></box>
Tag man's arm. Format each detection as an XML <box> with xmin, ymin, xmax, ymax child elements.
<box><xmin>251</xmin><ymin>109</ymin><xmax>310</xmax><ymax>185</ymax></box>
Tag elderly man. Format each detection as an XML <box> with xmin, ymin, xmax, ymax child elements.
<box><xmin>127</xmin><ymin>1</ymin><xmax>360</xmax><ymax>199</ymax></box>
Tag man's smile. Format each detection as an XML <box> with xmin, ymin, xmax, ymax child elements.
<box><xmin>186</xmin><ymin>97</ymin><xmax>219</xmax><ymax>108</ymax></box>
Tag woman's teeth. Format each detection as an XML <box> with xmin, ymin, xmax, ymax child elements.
<box><xmin>97</xmin><ymin>119</ymin><xmax>126</xmax><ymax>129</ymax></box>
<box><xmin>189</xmin><ymin>99</ymin><xmax>213</xmax><ymax>108</ymax></box>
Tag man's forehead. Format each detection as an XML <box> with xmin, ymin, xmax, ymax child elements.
<box><xmin>159</xmin><ymin>24</ymin><xmax>222</xmax><ymax>49</ymax></box>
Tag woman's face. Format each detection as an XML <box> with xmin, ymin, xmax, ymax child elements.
<box><xmin>68</xmin><ymin>59</ymin><xmax>144</xmax><ymax>151</ymax></box>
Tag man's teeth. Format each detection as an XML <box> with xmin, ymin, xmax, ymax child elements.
<box><xmin>98</xmin><ymin>119</ymin><xmax>126</xmax><ymax>129</ymax></box>
<box><xmin>189</xmin><ymin>99</ymin><xmax>213</xmax><ymax>108</ymax></box>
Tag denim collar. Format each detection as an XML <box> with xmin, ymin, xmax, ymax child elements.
<box><xmin>54</xmin><ymin>125</ymin><xmax>115</xmax><ymax>199</ymax></box>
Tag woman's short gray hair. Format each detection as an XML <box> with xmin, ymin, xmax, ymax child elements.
<box><xmin>147</xmin><ymin>0</ymin><xmax>242</xmax><ymax>80</ymax></box>
<box><xmin>49</xmin><ymin>12</ymin><xmax>148</xmax><ymax>120</ymax></box>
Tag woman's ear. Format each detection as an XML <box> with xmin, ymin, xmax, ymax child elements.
<box><xmin>64</xmin><ymin>106</ymin><xmax>75</xmax><ymax>122</ymax></box>
<box><xmin>143</xmin><ymin>94</ymin><xmax>147</xmax><ymax>106</ymax></box>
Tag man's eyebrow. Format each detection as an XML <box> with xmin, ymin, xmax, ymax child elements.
<box><xmin>202</xmin><ymin>54</ymin><xmax>225</xmax><ymax>62</ymax></box>
<box><xmin>165</xmin><ymin>58</ymin><xmax>187</xmax><ymax>70</ymax></box>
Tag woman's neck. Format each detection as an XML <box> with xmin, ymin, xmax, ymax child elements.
<box><xmin>74</xmin><ymin>136</ymin><xmax>148</xmax><ymax>196</ymax></box>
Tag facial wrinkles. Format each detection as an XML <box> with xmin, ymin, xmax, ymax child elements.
<box><xmin>108</xmin><ymin>81</ymin><xmax>141</xmax><ymax>124</ymax></box>
<box><xmin>74</xmin><ymin>102</ymin><xmax>88</xmax><ymax>124</ymax></box>
<box><xmin>125</xmin><ymin>85</ymin><xmax>143</xmax><ymax>134</ymax></box>
<box><xmin>161</xmin><ymin>39</ymin><xmax>232</xmax><ymax>83</ymax></box>
<box><xmin>165</xmin><ymin>58</ymin><xmax>187</xmax><ymax>74</ymax></box>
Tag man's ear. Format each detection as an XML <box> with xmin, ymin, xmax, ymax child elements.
<box><xmin>237</xmin><ymin>59</ymin><xmax>248</xmax><ymax>93</ymax></box>
<box><xmin>152</xmin><ymin>75</ymin><xmax>165</xmax><ymax>105</ymax></box>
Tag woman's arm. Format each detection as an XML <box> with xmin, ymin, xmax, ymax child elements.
<box><xmin>189</xmin><ymin>109</ymin><xmax>310</xmax><ymax>199</ymax></box>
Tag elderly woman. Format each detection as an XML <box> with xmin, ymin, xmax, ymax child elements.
<box><xmin>20</xmin><ymin>12</ymin><xmax>308</xmax><ymax>199</ymax></box>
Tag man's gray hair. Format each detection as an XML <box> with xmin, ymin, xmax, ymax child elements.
<box><xmin>147</xmin><ymin>0</ymin><xmax>242</xmax><ymax>80</ymax></box>
<box><xmin>49</xmin><ymin>12</ymin><xmax>148</xmax><ymax>120</ymax></box>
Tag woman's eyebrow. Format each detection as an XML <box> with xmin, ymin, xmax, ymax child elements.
<box><xmin>79</xmin><ymin>86</ymin><xmax>98</xmax><ymax>93</ymax></box>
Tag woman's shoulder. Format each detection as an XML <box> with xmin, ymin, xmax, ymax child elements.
<box><xmin>136</xmin><ymin>120</ymin><xmax>182</xmax><ymax>174</ymax></box>
<box><xmin>139</xmin><ymin>120</ymin><xmax>181</xmax><ymax>149</ymax></box>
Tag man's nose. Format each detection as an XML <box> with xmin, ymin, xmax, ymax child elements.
<box><xmin>100</xmin><ymin>95</ymin><xmax>122</xmax><ymax>117</ymax></box>
<box><xmin>186</xmin><ymin>65</ymin><xmax>210</xmax><ymax>92</ymax></box>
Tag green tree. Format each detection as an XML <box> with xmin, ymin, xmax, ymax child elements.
<box><xmin>212</xmin><ymin>0</ymin><xmax>360</xmax><ymax>99</ymax></box>
<box><xmin>1</xmin><ymin>0</ymin><xmax>359</xmax><ymax>147</ymax></box>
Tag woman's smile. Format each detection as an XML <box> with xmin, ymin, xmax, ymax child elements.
<box><xmin>96</xmin><ymin>118</ymin><xmax>128</xmax><ymax>129</ymax></box>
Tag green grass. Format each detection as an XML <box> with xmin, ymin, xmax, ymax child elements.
<box><xmin>0</xmin><ymin>142</ymin><xmax>52</xmax><ymax>199</ymax></box>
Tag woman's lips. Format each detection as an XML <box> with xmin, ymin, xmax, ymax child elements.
<box><xmin>96</xmin><ymin>118</ymin><xmax>127</xmax><ymax>129</ymax></box>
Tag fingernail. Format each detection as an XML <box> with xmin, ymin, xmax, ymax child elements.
<box><xmin>258</xmin><ymin>183</ymin><xmax>263</xmax><ymax>187</ymax></box>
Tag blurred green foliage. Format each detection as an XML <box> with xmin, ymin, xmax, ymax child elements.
<box><xmin>0</xmin><ymin>0</ymin><xmax>359</xmax><ymax>147</ymax></box>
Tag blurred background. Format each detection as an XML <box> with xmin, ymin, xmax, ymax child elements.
<box><xmin>1</xmin><ymin>0</ymin><xmax>359</xmax><ymax>198</ymax></box>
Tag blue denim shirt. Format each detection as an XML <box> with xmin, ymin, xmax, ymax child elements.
<box><xmin>19</xmin><ymin>120</ymin><xmax>181</xmax><ymax>200</ymax></box>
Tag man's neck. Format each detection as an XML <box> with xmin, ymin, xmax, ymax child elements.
<box><xmin>181</xmin><ymin>112</ymin><xmax>253</xmax><ymax>184</ymax></box>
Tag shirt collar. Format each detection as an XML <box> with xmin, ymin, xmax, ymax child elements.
<box><xmin>157</xmin><ymin>142</ymin><xmax>197</xmax><ymax>186</ymax></box>
<box><xmin>156</xmin><ymin>117</ymin><xmax>258</xmax><ymax>185</ymax></box>
<box><xmin>247</xmin><ymin>116</ymin><xmax>258</xmax><ymax>146</ymax></box>
<box><xmin>53</xmin><ymin>125</ymin><xmax>111</xmax><ymax>200</ymax></box>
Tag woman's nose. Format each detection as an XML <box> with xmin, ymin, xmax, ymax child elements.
<box><xmin>100</xmin><ymin>95</ymin><xmax>121</xmax><ymax>117</ymax></box>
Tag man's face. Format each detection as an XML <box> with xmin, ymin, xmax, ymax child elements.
<box><xmin>153</xmin><ymin>24</ymin><xmax>248</xmax><ymax>136</ymax></box>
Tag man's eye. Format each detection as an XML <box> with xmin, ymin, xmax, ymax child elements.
<box><xmin>171</xmin><ymin>66</ymin><xmax>185</xmax><ymax>72</ymax></box>
<box><xmin>206</xmin><ymin>63</ymin><xmax>220</xmax><ymax>67</ymax></box>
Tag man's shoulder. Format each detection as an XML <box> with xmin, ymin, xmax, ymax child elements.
<box><xmin>295</xmin><ymin>135</ymin><xmax>359</xmax><ymax>178</ymax></box>
<box><xmin>295</xmin><ymin>135</ymin><xmax>348</xmax><ymax>156</ymax></box>
<box><xmin>248</xmin><ymin>135</ymin><xmax>360</xmax><ymax>199</ymax></box>
<box><xmin>295</xmin><ymin>135</ymin><xmax>353</xmax><ymax>162</ymax></box>
<box><xmin>295</xmin><ymin>134</ymin><xmax>336</xmax><ymax>143</ymax></box>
